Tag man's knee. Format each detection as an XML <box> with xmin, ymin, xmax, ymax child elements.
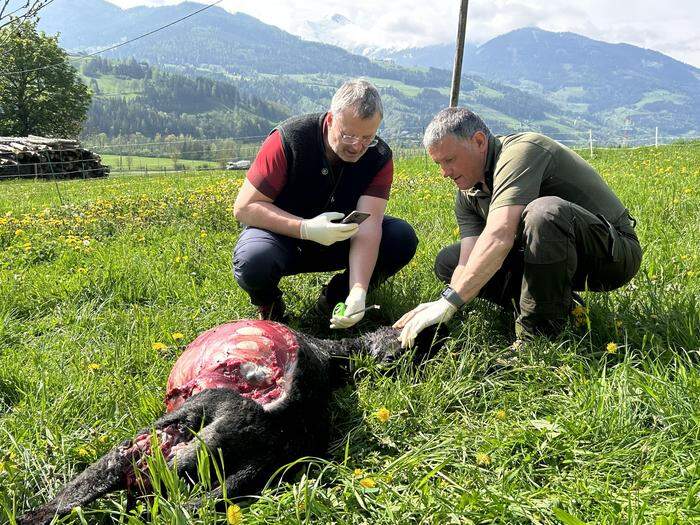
<box><xmin>522</xmin><ymin>196</ymin><xmax>571</xmax><ymax>233</ymax></box>
<box><xmin>381</xmin><ymin>218</ymin><xmax>418</xmax><ymax>266</ymax></box>
<box><xmin>233</xmin><ymin>241</ymin><xmax>284</xmax><ymax>290</ymax></box>
<box><xmin>434</xmin><ymin>243</ymin><xmax>460</xmax><ymax>283</ymax></box>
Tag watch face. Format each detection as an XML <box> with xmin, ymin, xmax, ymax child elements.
<box><xmin>442</xmin><ymin>287</ymin><xmax>464</xmax><ymax>308</ymax></box>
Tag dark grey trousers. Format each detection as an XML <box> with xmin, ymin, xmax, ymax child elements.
<box><xmin>233</xmin><ymin>216</ymin><xmax>418</xmax><ymax>307</ymax></box>
<box><xmin>434</xmin><ymin>196</ymin><xmax>642</xmax><ymax>336</ymax></box>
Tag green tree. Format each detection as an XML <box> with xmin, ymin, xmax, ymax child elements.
<box><xmin>0</xmin><ymin>19</ymin><xmax>91</xmax><ymax>137</ymax></box>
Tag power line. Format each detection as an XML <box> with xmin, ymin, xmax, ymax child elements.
<box><xmin>0</xmin><ymin>0</ymin><xmax>224</xmax><ymax>76</ymax></box>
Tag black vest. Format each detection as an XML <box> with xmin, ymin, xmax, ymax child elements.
<box><xmin>273</xmin><ymin>112</ymin><xmax>392</xmax><ymax>219</ymax></box>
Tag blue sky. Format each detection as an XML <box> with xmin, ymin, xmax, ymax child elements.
<box><xmin>106</xmin><ymin>0</ymin><xmax>700</xmax><ymax>67</ymax></box>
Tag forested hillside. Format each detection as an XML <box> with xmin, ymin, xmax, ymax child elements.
<box><xmin>81</xmin><ymin>58</ymin><xmax>288</xmax><ymax>139</ymax></box>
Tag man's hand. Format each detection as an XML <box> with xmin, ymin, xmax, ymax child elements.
<box><xmin>330</xmin><ymin>286</ymin><xmax>367</xmax><ymax>329</ymax></box>
<box><xmin>300</xmin><ymin>212</ymin><xmax>359</xmax><ymax>246</ymax></box>
<box><xmin>393</xmin><ymin>298</ymin><xmax>457</xmax><ymax>348</ymax></box>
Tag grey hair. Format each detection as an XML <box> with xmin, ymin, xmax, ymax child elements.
<box><xmin>423</xmin><ymin>107</ymin><xmax>492</xmax><ymax>149</ymax></box>
<box><xmin>330</xmin><ymin>79</ymin><xmax>384</xmax><ymax>119</ymax></box>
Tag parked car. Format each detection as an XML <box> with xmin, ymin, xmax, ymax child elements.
<box><xmin>225</xmin><ymin>159</ymin><xmax>251</xmax><ymax>170</ymax></box>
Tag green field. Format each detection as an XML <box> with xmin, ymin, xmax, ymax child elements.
<box><xmin>100</xmin><ymin>154</ymin><xmax>220</xmax><ymax>173</ymax></box>
<box><xmin>0</xmin><ymin>145</ymin><xmax>699</xmax><ymax>524</ymax></box>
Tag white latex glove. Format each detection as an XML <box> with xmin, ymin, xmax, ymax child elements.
<box><xmin>300</xmin><ymin>212</ymin><xmax>359</xmax><ymax>246</ymax></box>
<box><xmin>330</xmin><ymin>286</ymin><xmax>367</xmax><ymax>329</ymax></box>
<box><xmin>393</xmin><ymin>298</ymin><xmax>457</xmax><ymax>348</ymax></box>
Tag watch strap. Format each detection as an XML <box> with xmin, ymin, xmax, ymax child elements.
<box><xmin>441</xmin><ymin>286</ymin><xmax>465</xmax><ymax>309</ymax></box>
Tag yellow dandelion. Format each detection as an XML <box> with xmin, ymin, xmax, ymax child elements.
<box><xmin>606</xmin><ymin>342</ymin><xmax>618</xmax><ymax>354</ymax></box>
<box><xmin>495</xmin><ymin>409</ymin><xmax>507</xmax><ymax>421</ymax></box>
<box><xmin>88</xmin><ymin>363</ymin><xmax>101</xmax><ymax>370</ymax></box>
<box><xmin>77</xmin><ymin>447</ymin><xmax>90</xmax><ymax>457</ymax></box>
<box><xmin>14</xmin><ymin>229</ymin><xmax>23</xmax><ymax>236</ymax></box>
<box><xmin>226</xmin><ymin>504</ymin><xmax>242</xmax><ymax>525</ymax></box>
<box><xmin>200</xmin><ymin>231</ymin><xmax>208</xmax><ymax>238</ymax></box>
<box><xmin>76</xmin><ymin>267</ymin><xmax>87</xmax><ymax>274</ymax></box>
<box><xmin>359</xmin><ymin>477</ymin><xmax>376</xmax><ymax>489</ymax></box>
<box><xmin>152</xmin><ymin>342</ymin><xmax>167</xmax><ymax>351</ymax></box>
<box><xmin>375</xmin><ymin>407</ymin><xmax>390</xmax><ymax>423</ymax></box>
<box><xmin>98</xmin><ymin>435</ymin><xmax>108</xmax><ymax>444</ymax></box>
<box><xmin>475</xmin><ymin>452</ymin><xmax>492</xmax><ymax>466</ymax></box>
<box><xmin>171</xmin><ymin>332</ymin><xmax>184</xmax><ymax>340</ymax></box>
<box><xmin>353</xmin><ymin>468</ymin><xmax>363</xmax><ymax>477</ymax></box>
<box><xmin>571</xmin><ymin>305</ymin><xmax>586</xmax><ymax>317</ymax></box>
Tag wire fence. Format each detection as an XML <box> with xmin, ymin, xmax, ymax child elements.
<box><xmin>2</xmin><ymin>130</ymin><xmax>698</xmax><ymax>181</ymax></box>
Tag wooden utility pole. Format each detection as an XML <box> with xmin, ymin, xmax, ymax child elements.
<box><xmin>450</xmin><ymin>0</ymin><xmax>470</xmax><ymax>107</ymax></box>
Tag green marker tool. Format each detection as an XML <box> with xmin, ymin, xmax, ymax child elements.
<box><xmin>332</xmin><ymin>303</ymin><xmax>380</xmax><ymax>318</ymax></box>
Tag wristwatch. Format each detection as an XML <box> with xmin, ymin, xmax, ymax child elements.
<box><xmin>440</xmin><ymin>286</ymin><xmax>466</xmax><ymax>309</ymax></box>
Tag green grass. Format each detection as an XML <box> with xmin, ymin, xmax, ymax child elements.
<box><xmin>0</xmin><ymin>145</ymin><xmax>699</xmax><ymax>524</ymax></box>
<box><xmin>100</xmin><ymin>154</ymin><xmax>220</xmax><ymax>172</ymax></box>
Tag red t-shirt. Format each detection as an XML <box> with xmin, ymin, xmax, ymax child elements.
<box><xmin>246</xmin><ymin>118</ymin><xmax>393</xmax><ymax>201</ymax></box>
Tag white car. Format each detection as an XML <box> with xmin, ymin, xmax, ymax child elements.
<box><xmin>225</xmin><ymin>160</ymin><xmax>251</xmax><ymax>170</ymax></box>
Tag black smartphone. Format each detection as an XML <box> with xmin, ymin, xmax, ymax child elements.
<box><xmin>341</xmin><ymin>211</ymin><xmax>371</xmax><ymax>225</ymax></box>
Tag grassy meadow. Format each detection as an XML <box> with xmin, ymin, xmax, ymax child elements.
<box><xmin>0</xmin><ymin>144</ymin><xmax>698</xmax><ymax>524</ymax></box>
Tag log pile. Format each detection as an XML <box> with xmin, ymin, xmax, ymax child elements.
<box><xmin>0</xmin><ymin>136</ymin><xmax>110</xmax><ymax>180</ymax></box>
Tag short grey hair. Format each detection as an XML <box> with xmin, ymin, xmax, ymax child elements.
<box><xmin>330</xmin><ymin>79</ymin><xmax>383</xmax><ymax>119</ymax></box>
<box><xmin>423</xmin><ymin>107</ymin><xmax>492</xmax><ymax>149</ymax></box>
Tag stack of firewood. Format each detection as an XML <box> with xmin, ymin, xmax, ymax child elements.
<box><xmin>0</xmin><ymin>136</ymin><xmax>110</xmax><ymax>180</ymax></box>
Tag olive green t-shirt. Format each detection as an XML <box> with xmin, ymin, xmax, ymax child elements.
<box><xmin>455</xmin><ymin>132</ymin><xmax>628</xmax><ymax>238</ymax></box>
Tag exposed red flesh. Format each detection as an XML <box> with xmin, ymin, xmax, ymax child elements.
<box><xmin>164</xmin><ymin>320</ymin><xmax>299</xmax><ymax>412</ymax></box>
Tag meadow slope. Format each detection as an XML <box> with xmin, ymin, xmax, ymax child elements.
<box><xmin>0</xmin><ymin>145</ymin><xmax>698</xmax><ymax>524</ymax></box>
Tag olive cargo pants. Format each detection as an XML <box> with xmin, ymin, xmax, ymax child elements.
<box><xmin>434</xmin><ymin>196</ymin><xmax>642</xmax><ymax>337</ymax></box>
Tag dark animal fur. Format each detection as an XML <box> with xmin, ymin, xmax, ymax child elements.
<box><xmin>18</xmin><ymin>325</ymin><xmax>443</xmax><ymax>524</ymax></box>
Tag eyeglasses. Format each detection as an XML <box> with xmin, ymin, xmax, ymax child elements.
<box><xmin>340</xmin><ymin>133</ymin><xmax>378</xmax><ymax>148</ymax></box>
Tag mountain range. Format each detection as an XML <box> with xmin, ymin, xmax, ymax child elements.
<box><xmin>33</xmin><ymin>0</ymin><xmax>700</xmax><ymax>140</ymax></box>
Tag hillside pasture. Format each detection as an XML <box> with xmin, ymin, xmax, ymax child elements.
<box><xmin>0</xmin><ymin>145</ymin><xmax>698</xmax><ymax>524</ymax></box>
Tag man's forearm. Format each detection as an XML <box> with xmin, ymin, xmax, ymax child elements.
<box><xmin>450</xmin><ymin>231</ymin><xmax>513</xmax><ymax>303</ymax></box>
<box><xmin>348</xmin><ymin>226</ymin><xmax>382</xmax><ymax>290</ymax></box>
<box><xmin>236</xmin><ymin>201</ymin><xmax>303</xmax><ymax>238</ymax></box>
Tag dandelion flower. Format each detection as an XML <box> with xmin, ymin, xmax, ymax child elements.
<box><xmin>495</xmin><ymin>409</ymin><xmax>507</xmax><ymax>421</ymax></box>
<box><xmin>200</xmin><ymin>231</ymin><xmax>208</xmax><ymax>238</ymax></box>
<box><xmin>171</xmin><ymin>332</ymin><xmax>184</xmax><ymax>340</ymax></box>
<box><xmin>571</xmin><ymin>305</ymin><xmax>586</xmax><ymax>317</ymax></box>
<box><xmin>152</xmin><ymin>342</ymin><xmax>167</xmax><ymax>351</ymax></box>
<box><xmin>14</xmin><ymin>229</ymin><xmax>23</xmax><ymax>236</ymax></box>
<box><xmin>606</xmin><ymin>342</ymin><xmax>618</xmax><ymax>354</ymax></box>
<box><xmin>353</xmin><ymin>468</ymin><xmax>363</xmax><ymax>477</ymax></box>
<box><xmin>375</xmin><ymin>407</ymin><xmax>390</xmax><ymax>423</ymax></box>
<box><xmin>475</xmin><ymin>452</ymin><xmax>492</xmax><ymax>466</ymax></box>
<box><xmin>88</xmin><ymin>363</ymin><xmax>101</xmax><ymax>370</ymax></box>
<box><xmin>77</xmin><ymin>447</ymin><xmax>90</xmax><ymax>457</ymax></box>
<box><xmin>226</xmin><ymin>504</ymin><xmax>242</xmax><ymax>525</ymax></box>
<box><xmin>359</xmin><ymin>477</ymin><xmax>376</xmax><ymax>489</ymax></box>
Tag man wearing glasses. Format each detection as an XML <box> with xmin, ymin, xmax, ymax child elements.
<box><xmin>233</xmin><ymin>79</ymin><xmax>417</xmax><ymax>327</ymax></box>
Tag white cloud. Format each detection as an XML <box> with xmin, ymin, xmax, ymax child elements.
<box><xmin>106</xmin><ymin>0</ymin><xmax>700</xmax><ymax>66</ymax></box>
